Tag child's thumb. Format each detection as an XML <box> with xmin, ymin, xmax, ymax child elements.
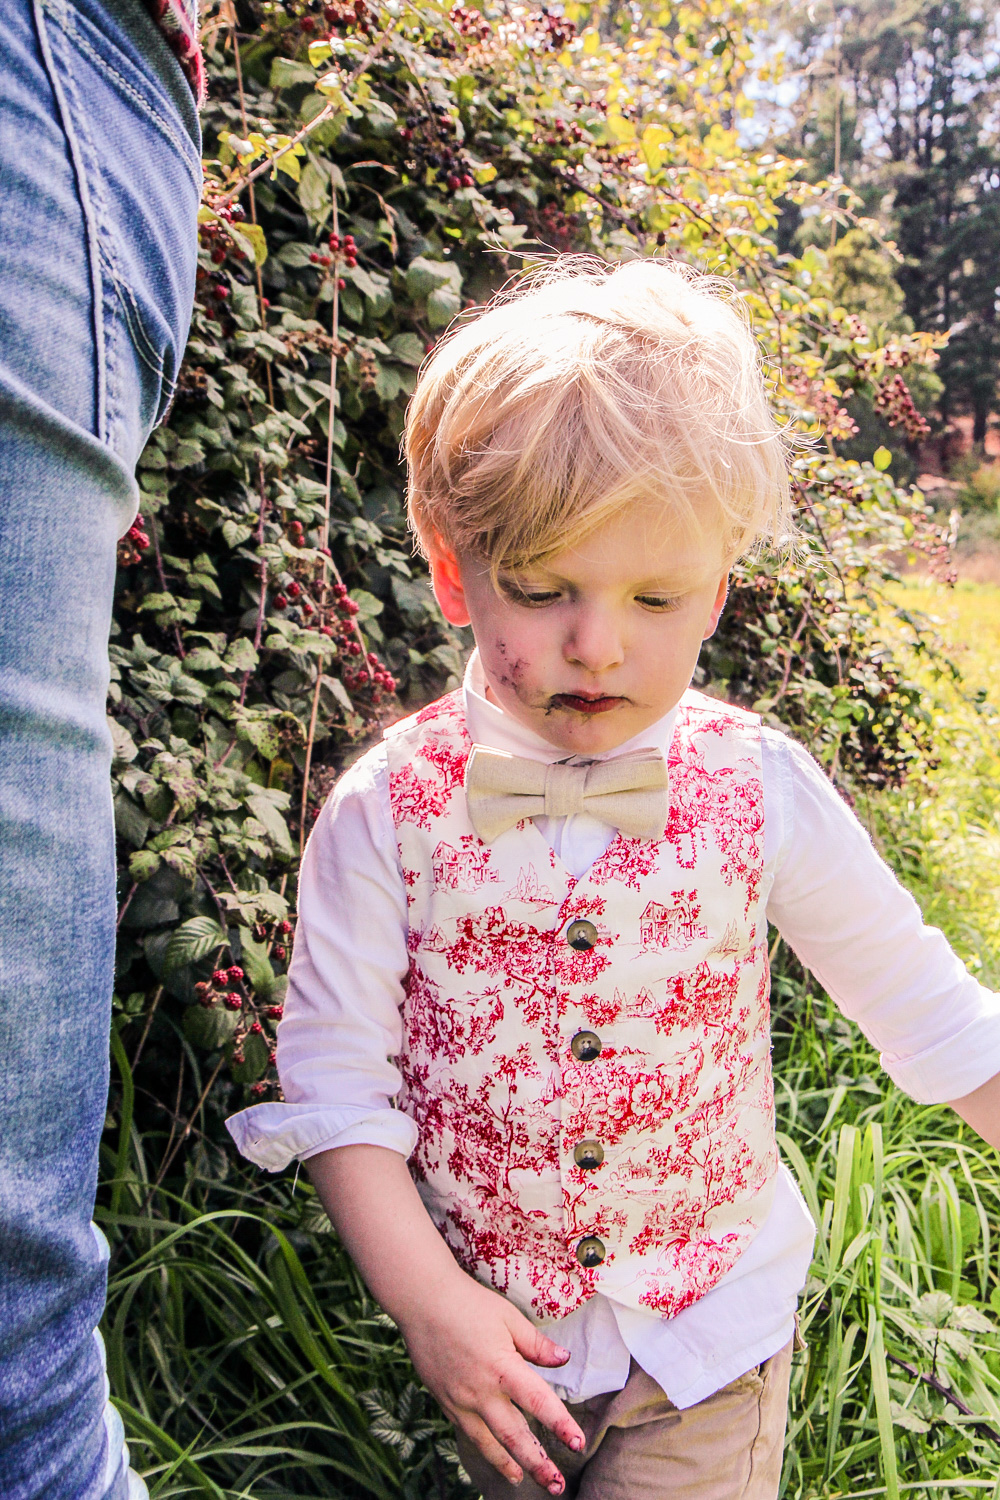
<box><xmin>509</xmin><ymin>1315</ymin><xmax>571</xmax><ymax>1368</ymax></box>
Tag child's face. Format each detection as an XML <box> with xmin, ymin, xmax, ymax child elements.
<box><xmin>430</xmin><ymin>500</ymin><xmax>729</xmax><ymax>755</ymax></box>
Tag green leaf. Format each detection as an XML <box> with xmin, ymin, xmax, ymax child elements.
<box><xmin>129</xmin><ymin>849</ymin><xmax>161</xmax><ymax>883</ymax></box>
<box><xmin>229</xmin><ymin>1030</ymin><xmax>270</xmax><ymax>1084</ymax></box>
<box><xmin>246</xmin><ymin>792</ymin><xmax>295</xmax><ymax>857</ymax></box>
<box><xmin>239</xmin><ymin>931</ymin><xmax>276</xmax><ymax>1001</ymax></box>
<box><xmin>224</xmin><ymin>637</ymin><xmax>260</xmax><ymax>674</ymax></box>
<box><xmin>269</xmin><ymin>57</ymin><xmax>316</xmax><ymax>89</ymax></box>
<box><xmin>426</xmin><ymin>286</ymin><xmax>462</xmax><ymax>329</ymax></box>
<box><xmin>164</xmin><ymin>916</ymin><xmax>228</xmax><ymax>974</ymax></box>
<box><xmin>230</xmin><ymin>221</ymin><xmax>268</xmax><ymax>266</ymax></box>
<box><xmin>183</xmin><ymin>1003</ymin><xmax>240</xmax><ymax>1051</ymax></box>
<box><xmin>405</xmin><ymin>256</ymin><xmax>461</xmax><ymax>299</ymax></box>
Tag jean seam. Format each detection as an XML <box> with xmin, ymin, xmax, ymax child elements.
<box><xmin>31</xmin><ymin>0</ymin><xmax>106</xmax><ymax>441</ymax></box>
<box><xmin>39</xmin><ymin>0</ymin><xmax>201</xmax><ymax>183</ymax></box>
<box><xmin>99</xmin><ymin>245</ymin><xmax>167</xmax><ymax>380</ymax></box>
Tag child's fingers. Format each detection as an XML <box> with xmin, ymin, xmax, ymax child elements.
<box><xmin>497</xmin><ymin>1357</ymin><xmax>586</xmax><ymax>1455</ymax></box>
<box><xmin>477</xmin><ymin>1399</ymin><xmax>569</xmax><ymax>1495</ymax></box>
<box><xmin>458</xmin><ymin>1411</ymin><xmax>526</xmax><ymax>1487</ymax></box>
<box><xmin>508</xmin><ymin>1313</ymin><xmax>572</xmax><ymax>1369</ymax></box>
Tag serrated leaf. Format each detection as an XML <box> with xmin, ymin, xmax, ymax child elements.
<box><xmin>247</xmin><ymin>792</ymin><xmax>294</xmax><ymax>857</ymax></box>
<box><xmin>129</xmin><ymin>849</ymin><xmax>161</xmax><ymax>883</ymax></box>
<box><xmin>184</xmin><ymin>1003</ymin><xmax>240</xmax><ymax>1051</ymax></box>
<box><xmin>427</xmin><ymin>286</ymin><xmax>461</xmax><ymax>329</ymax></box>
<box><xmin>224</xmin><ymin>637</ymin><xmax>260</xmax><ymax>674</ymax></box>
<box><xmin>164</xmin><ymin>916</ymin><xmax>228</xmax><ymax>973</ymax></box>
<box><xmin>229</xmin><ymin>1029</ymin><xmax>270</xmax><ymax>1083</ymax></box>
<box><xmin>239</xmin><ymin>932</ymin><xmax>276</xmax><ymax>1001</ymax></box>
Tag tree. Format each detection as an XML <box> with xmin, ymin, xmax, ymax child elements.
<box><xmin>782</xmin><ymin>0</ymin><xmax>1000</xmax><ymax>444</ymax></box>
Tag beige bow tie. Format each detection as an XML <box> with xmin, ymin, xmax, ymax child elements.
<box><xmin>465</xmin><ymin>745</ymin><xmax>669</xmax><ymax>844</ymax></box>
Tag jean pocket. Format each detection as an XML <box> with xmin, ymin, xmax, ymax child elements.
<box><xmin>37</xmin><ymin>0</ymin><xmax>200</xmax><ymax>465</ymax></box>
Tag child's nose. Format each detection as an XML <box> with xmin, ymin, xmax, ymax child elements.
<box><xmin>563</xmin><ymin>609</ymin><xmax>626</xmax><ymax>674</ymax></box>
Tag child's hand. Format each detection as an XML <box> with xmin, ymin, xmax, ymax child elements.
<box><xmin>396</xmin><ymin>1271</ymin><xmax>585</xmax><ymax>1494</ymax></box>
<box><xmin>305</xmin><ymin>1145</ymin><xmax>585</xmax><ymax>1493</ymax></box>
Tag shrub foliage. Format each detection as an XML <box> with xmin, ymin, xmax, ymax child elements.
<box><xmin>103</xmin><ymin>1</ymin><xmax>992</xmax><ymax>1493</ymax></box>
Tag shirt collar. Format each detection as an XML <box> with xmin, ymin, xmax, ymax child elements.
<box><xmin>461</xmin><ymin>649</ymin><xmax>680</xmax><ymax>765</ymax></box>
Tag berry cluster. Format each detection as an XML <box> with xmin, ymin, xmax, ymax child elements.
<box><xmin>790</xmin><ymin>374</ymin><xmax>859</xmax><ymax>443</ymax></box>
<box><xmin>271</xmin><ymin>573</ymin><xmax>397</xmax><ymax>704</ymax></box>
<box><xmin>399</xmin><ymin>104</ymin><xmax>475</xmax><ymax>194</ymax></box>
<box><xmin>449</xmin><ymin>3</ymin><xmax>491</xmax><ymax>43</ymax></box>
<box><xmin>534</xmin><ymin>7</ymin><xmax>576</xmax><ymax>49</ymax></box>
<box><xmin>117</xmin><ymin>519</ymin><xmax>151</xmax><ymax>568</ymax></box>
<box><xmin>300</xmin><ymin>0</ymin><xmax>371</xmax><ymax>33</ymax></box>
<box><xmin>874</xmin><ymin>374</ymin><xmax>930</xmax><ymax>442</ymax></box>
<box><xmin>309</xmin><ymin>230</ymin><xmax>358</xmax><ymax>292</ymax></box>
<box><xmin>531</xmin><ymin>199</ymin><xmax>582</xmax><ymax>251</ymax></box>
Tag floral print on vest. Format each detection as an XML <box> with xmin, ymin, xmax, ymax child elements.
<box><xmin>384</xmin><ymin>690</ymin><xmax>778</xmax><ymax>1324</ymax></box>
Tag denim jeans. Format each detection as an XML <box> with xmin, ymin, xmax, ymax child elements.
<box><xmin>0</xmin><ymin>2</ymin><xmax>200</xmax><ymax>1494</ymax></box>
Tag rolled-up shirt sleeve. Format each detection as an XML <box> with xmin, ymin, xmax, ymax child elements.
<box><xmin>226</xmin><ymin>743</ymin><xmax>415</xmax><ymax>1171</ymax></box>
<box><xmin>763</xmin><ymin>730</ymin><xmax>1000</xmax><ymax>1105</ymax></box>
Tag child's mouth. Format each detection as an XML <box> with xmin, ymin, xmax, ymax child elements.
<box><xmin>550</xmin><ymin>692</ymin><xmax>626</xmax><ymax>715</ymax></box>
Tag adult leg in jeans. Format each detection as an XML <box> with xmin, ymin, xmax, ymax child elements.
<box><xmin>0</xmin><ymin>1</ymin><xmax>200</xmax><ymax>1493</ymax></box>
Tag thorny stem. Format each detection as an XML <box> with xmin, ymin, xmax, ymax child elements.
<box><xmin>149</xmin><ymin>1056</ymin><xmax>226</xmax><ymax>1201</ymax></box>
<box><xmin>239</xmin><ymin>458</ymin><xmax>270</xmax><ymax>708</ymax></box>
<box><xmin>116</xmin><ymin>881</ymin><xmax>138</xmax><ymax>930</ymax></box>
<box><xmin>885</xmin><ymin>1352</ymin><xmax>1000</xmax><ymax>1445</ymax></box>
<box><xmin>230</xmin><ymin>20</ymin><xmax>275</xmax><ymax>406</ymax></box>
<box><xmin>131</xmin><ymin>985</ymin><xmax>163</xmax><ymax>1072</ymax></box>
<box><xmin>149</xmin><ymin>512</ymin><xmax>186</xmax><ymax>659</ymax></box>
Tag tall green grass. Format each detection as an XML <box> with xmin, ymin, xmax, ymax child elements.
<box><xmin>102</xmin><ymin>580</ymin><xmax>1000</xmax><ymax>1497</ymax></box>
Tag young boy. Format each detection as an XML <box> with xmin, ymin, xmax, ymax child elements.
<box><xmin>229</xmin><ymin>258</ymin><xmax>1000</xmax><ymax>1499</ymax></box>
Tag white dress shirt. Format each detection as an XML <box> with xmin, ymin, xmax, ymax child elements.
<box><xmin>229</xmin><ymin>653</ymin><xmax>1000</xmax><ymax>1409</ymax></box>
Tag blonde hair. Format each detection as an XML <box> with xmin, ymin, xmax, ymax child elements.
<box><xmin>404</xmin><ymin>256</ymin><xmax>792</xmax><ymax>575</ymax></box>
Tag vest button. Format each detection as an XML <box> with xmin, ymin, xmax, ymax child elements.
<box><xmin>575</xmin><ymin>1236</ymin><xmax>606</xmax><ymax>1268</ymax></box>
<box><xmin>570</xmin><ymin>1030</ymin><xmax>602</xmax><ymax>1062</ymax></box>
<box><xmin>573</xmin><ymin>1139</ymin><xmax>604</xmax><ymax>1170</ymax></box>
<box><xmin>565</xmin><ymin>919</ymin><xmax>598</xmax><ymax>952</ymax></box>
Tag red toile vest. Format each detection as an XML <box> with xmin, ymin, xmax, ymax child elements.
<box><xmin>384</xmin><ymin>689</ymin><xmax>778</xmax><ymax>1323</ymax></box>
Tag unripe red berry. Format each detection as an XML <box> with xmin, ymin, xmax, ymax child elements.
<box><xmin>301</xmin><ymin>14</ymin><xmax>315</xmax><ymax>28</ymax></box>
<box><xmin>309</xmin><ymin>251</ymin><xmax>321</xmax><ymax>263</ymax></box>
<box><xmin>252</xmin><ymin>1080</ymin><xmax>267</xmax><ymax>1095</ymax></box>
<box><xmin>461</xmin><ymin>174</ymin><xmax>474</xmax><ymax>188</ymax></box>
<box><xmin>287</xmin><ymin>580</ymin><xmax>302</xmax><ymax>599</ymax></box>
<box><xmin>328</xmin><ymin>233</ymin><xmax>340</xmax><ymax>250</ymax></box>
<box><xmin>250</xmin><ymin>1020</ymin><xmax>263</xmax><ymax>1035</ymax></box>
<box><xmin>225</xmin><ymin>991</ymin><xmax>243</xmax><ymax>1010</ymax></box>
<box><xmin>320</xmin><ymin>624</ymin><xmax>334</xmax><ymax>636</ymax></box>
<box><xmin>214</xmin><ymin>284</ymin><xmax>229</xmax><ymax>299</ymax></box>
<box><xmin>232</xmin><ymin>1049</ymin><xmax>246</xmax><ymax>1065</ymax></box>
<box><xmin>337</xmin><ymin>277</ymin><xmax>346</xmax><ymax>290</ymax></box>
<box><xmin>274</xmin><ymin>944</ymin><xmax>287</xmax><ymax>960</ymax></box>
<box><xmin>447</xmin><ymin>174</ymin><xmax>461</xmax><ymax>190</ymax></box>
<box><xmin>227</xmin><ymin>965</ymin><xmax>244</xmax><ymax>982</ymax></box>
<box><xmin>212</xmin><ymin>969</ymin><xmax>228</xmax><ymax>986</ymax></box>
<box><xmin>273</xmin><ymin>594</ymin><xmax>288</xmax><ymax>610</ymax></box>
<box><xmin>266</xmin><ymin>1004</ymin><xmax>284</xmax><ymax>1019</ymax></box>
<box><xmin>343</xmin><ymin>234</ymin><xmax>355</xmax><ymax>247</ymax></box>
<box><xmin>269</xmin><ymin>1050</ymin><xmax>278</xmax><ymax>1065</ymax></box>
<box><xmin>280</xmin><ymin>920</ymin><xmax>293</xmax><ymax>935</ymax></box>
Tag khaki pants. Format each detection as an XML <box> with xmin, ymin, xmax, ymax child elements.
<box><xmin>456</xmin><ymin>1339</ymin><xmax>793</xmax><ymax>1500</ymax></box>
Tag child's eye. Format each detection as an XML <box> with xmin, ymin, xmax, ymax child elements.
<box><xmin>499</xmin><ymin>580</ymin><xmax>562</xmax><ymax>607</ymax></box>
<box><xmin>635</xmin><ymin>594</ymin><xmax>682</xmax><ymax>612</ymax></box>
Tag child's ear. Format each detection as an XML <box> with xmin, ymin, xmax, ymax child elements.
<box><xmin>428</xmin><ymin>540</ymin><xmax>472</xmax><ymax>628</ymax></box>
<box><xmin>702</xmin><ymin>572</ymin><xmax>730</xmax><ymax>641</ymax></box>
